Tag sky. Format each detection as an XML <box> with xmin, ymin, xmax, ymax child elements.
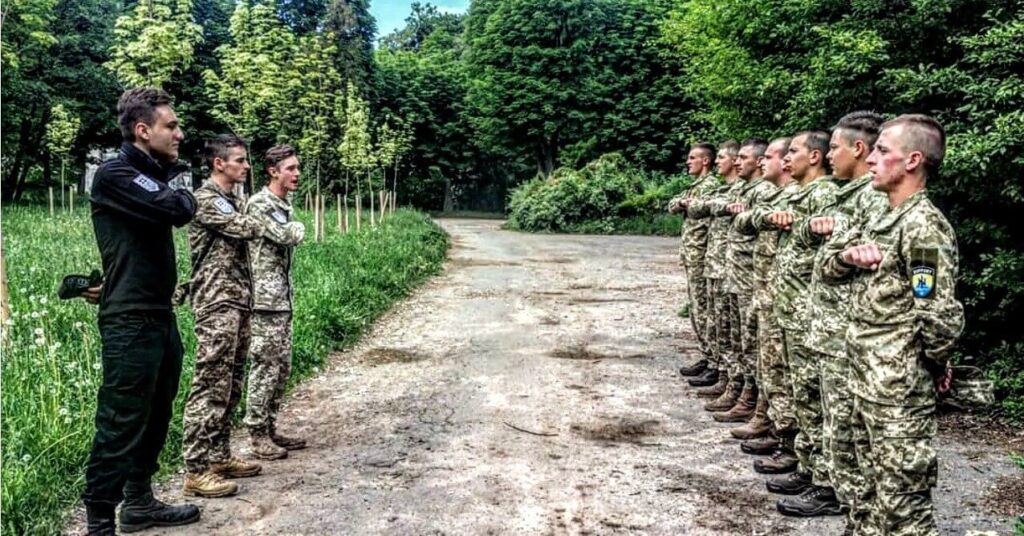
<box><xmin>370</xmin><ymin>0</ymin><xmax>469</xmax><ymax>40</ymax></box>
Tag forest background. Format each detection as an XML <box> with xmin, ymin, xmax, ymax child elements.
<box><xmin>2</xmin><ymin>0</ymin><xmax>1022</xmax><ymax>418</ymax></box>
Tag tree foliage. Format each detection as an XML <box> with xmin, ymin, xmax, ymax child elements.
<box><xmin>105</xmin><ymin>0</ymin><xmax>203</xmax><ymax>89</ymax></box>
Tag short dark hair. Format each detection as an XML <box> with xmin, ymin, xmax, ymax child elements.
<box><xmin>740</xmin><ymin>137</ymin><xmax>769</xmax><ymax>157</ymax></box>
<box><xmin>719</xmin><ymin>140</ymin><xmax>740</xmax><ymax>156</ymax></box>
<box><xmin>692</xmin><ymin>142</ymin><xmax>716</xmax><ymax>160</ymax></box>
<box><xmin>205</xmin><ymin>134</ymin><xmax>248</xmax><ymax>170</ymax></box>
<box><xmin>833</xmin><ymin>110</ymin><xmax>885</xmax><ymax>148</ymax></box>
<box><xmin>264</xmin><ymin>144</ymin><xmax>297</xmax><ymax>174</ymax></box>
<box><xmin>117</xmin><ymin>88</ymin><xmax>174</xmax><ymax>142</ymax></box>
<box><xmin>769</xmin><ymin>136</ymin><xmax>792</xmax><ymax>155</ymax></box>
<box><xmin>880</xmin><ymin>114</ymin><xmax>946</xmax><ymax>180</ymax></box>
<box><xmin>795</xmin><ymin>130</ymin><xmax>832</xmax><ymax>173</ymax></box>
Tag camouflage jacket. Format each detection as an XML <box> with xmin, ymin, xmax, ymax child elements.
<box><xmin>771</xmin><ymin>176</ymin><xmax>840</xmax><ymax>330</ymax></box>
<box><xmin>725</xmin><ymin>177</ymin><xmax>778</xmax><ymax>294</ymax></box>
<box><xmin>187</xmin><ymin>181</ymin><xmax>265</xmax><ymax>318</ymax></box>
<box><xmin>689</xmin><ymin>179</ymin><xmax>746</xmax><ymax>280</ymax></box>
<box><xmin>247</xmin><ymin>187</ymin><xmax>306</xmax><ymax>312</ymax></box>
<box><xmin>675</xmin><ymin>174</ymin><xmax>722</xmax><ymax>266</ymax></box>
<box><xmin>803</xmin><ymin>176</ymin><xmax>889</xmax><ymax>357</ymax></box>
<box><xmin>821</xmin><ymin>190</ymin><xmax>964</xmax><ymax>406</ymax></box>
<box><xmin>735</xmin><ymin>182</ymin><xmax>800</xmax><ymax>311</ymax></box>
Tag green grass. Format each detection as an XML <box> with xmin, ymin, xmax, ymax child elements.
<box><xmin>0</xmin><ymin>204</ymin><xmax>448</xmax><ymax>534</ymax></box>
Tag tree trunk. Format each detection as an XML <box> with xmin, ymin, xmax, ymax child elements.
<box><xmin>392</xmin><ymin>162</ymin><xmax>399</xmax><ymax>213</ymax></box>
<box><xmin>3</xmin><ymin>111</ymin><xmax>34</xmax><ymax>202</ymax></box>
<box><xmin>367</xmin><ymin>169</ymin><xmax>375</xmax><ymax>227</ymax></box>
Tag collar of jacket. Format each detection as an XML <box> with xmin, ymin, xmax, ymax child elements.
<box><xmin>871</xmin><ymin>189</ymin><xmax>928</xmax><ymax>233</ymax></box>
<box><xmin>258</xmin><ymin>186</ymin><xmax>293</xmax><ymax>211</ymax></box>
<box><xmin>119</xmin><ymin>142</ymin><xmax>189</xmax><ymax>183</ymax></box>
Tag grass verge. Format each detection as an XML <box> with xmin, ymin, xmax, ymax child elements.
<box><xmin>0</xmin><ymin>205</ymin><xmax>448</xmax><ymax>534</ymax></box>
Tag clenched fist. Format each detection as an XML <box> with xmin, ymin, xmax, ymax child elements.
<box><xmin>809</xmin><ymin>216</ymin><xmax>835</xmax><ymax>236</ymax></box>
<box><xmin>726</xmin><ymin>202</ymin><xmax>746</xmax><ymax>215</ymax></box>
<box><xmin>768</xmin><ymin>211</ymin><xmax>794</xmax><ymax>230</ymax></box>
<box><xmin>840</xmin><ymin>243</ymin><xmax>883</xmax><ymax>271</ymax></box>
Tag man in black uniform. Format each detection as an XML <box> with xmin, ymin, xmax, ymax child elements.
<box><xmin>82</xmin><ymin>88</ymin><xmax>201</xmax><ymax>534</ymax></box>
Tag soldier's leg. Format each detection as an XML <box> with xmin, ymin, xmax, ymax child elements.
<box><xmin>246</xmin><ymin>312</ymin><xmax>290</xmax><ymax>433</ymax></box>
<box><xmin>210</xmin><ymin>310</ymin><xmax>251</xmax><ymax>463</ymax></box>
<box><xmin>850</xmin><ymin>395</ymin><xmax>882</xmax><ymax>536</ymax></box>
<box><xmin>715</xmin><ymin>283</ymin><xmax>734</xmax><ymax>375</ymax></box>
<box><xmin>127</xmin><ymin>312</ymin><xmax>184</xmax><ymax>483</ymax></box>
<box><xmin>762</xmin><ymin>312</ymin><xmax>796</xmax><ymax>433</ymax></box>
<box><xmin>268</xmin><ymin>313</ymin><xmax>294</xmax><ymax>432</ymax></box>
<box><xmin>821</xmin><ymin>355</ymin><xmax>872</xmax><ymax>529</ymax></box>
<box><xmin>83</xmin><ymin>312</ymin><xmax>174</xmax><ymax>508</ymax></box>
<box><xmin>738</xmin><ymin>294</ymin><xmax>759</xmax><ymax>382</ymax></box>
<box><xmin>862</xmin><ymin>401</ymin><xmax>939</xmax><ymax>536</ymax></box>
<box><xmin>686</xmin><ymin>263</ymin><xmax>710</xmax><ymax>357</ymax></box>
<box><xmin>704</xmin><ymin>280</ymin><xmax>721</xmax><ymax>370</ymax></box>
<box><xmin>183</xmin><ymin>307</ymin><xmax>246</xmax><ymax>473</ymax></box>
<box><xmin>727</xmin><ymin>293</ymin><xmax>744</xmax><ymax>380</ymax></box>
<box><xmin>784</xmin><ymin>329</ymin><xmax>825</xmax><ymax>482</ymax></box>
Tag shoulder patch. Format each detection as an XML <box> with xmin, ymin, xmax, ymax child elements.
<box><xmin>910</xmin><ymin>247</ymin><xmax>938</xmax><ymax>299</ymax></box>
<box><xmin>132</xmin><ymin>174</ymin><xmax>160</xmax><ymax>193</ymax></box>
<box><xmin>268</xmin><ymin>208</ymin><xmax>288</xmax><ymax>224</ymax></box>
<box><xmin>213</xmin><ymin>197</ymin><xmax>235</xmax><ymax>214</ymax></box>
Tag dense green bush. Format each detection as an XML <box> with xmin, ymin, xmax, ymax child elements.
<box><xmin>0</xmin><ymin>206</ymin><xmax>448</xmax><ymax>534</ymax></box>
<box><xmin>506</xmin><ymin>153</ymin><xmax>689</xmax><ymax>235</ymax></box>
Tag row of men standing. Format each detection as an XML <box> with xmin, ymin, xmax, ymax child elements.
<box><xmin>81</xmin><ymin>88</ymin><xmax>308</xmax><ymax>535</ymax></box>
<box><xmin>669</xmin><ymin>112</ymin><xmax>964</xmax><ymax>536</ymax></box>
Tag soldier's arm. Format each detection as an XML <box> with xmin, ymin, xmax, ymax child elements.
<box><xmin>733</xmin><ymin>208</ymin><xmax>760</xmax><ymax>235</ymax></box>
<box><xmin>194</xmin><ymin>193</ymin><xmax>267</xmax><ymax>240</ymax></box>
<box><xmin>819</xmin><ymin>228</ymin><xmax>863</xmax><ymax>284</ymax></box>
<box><xmin>248</xmin><ymin>198</ymin><xmax>305</xmax><ymax>246</ymax></box>
<box><xmin>91</xmin><ymin>165</ymin><xmax>196</xmax><ymax>227</ymax></box>
<box><xmin>904</xmin><ymin>220</ymin><xmax>965</xmax><ymax>366</ymax></box>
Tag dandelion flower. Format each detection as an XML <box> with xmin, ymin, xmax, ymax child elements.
<box><xmin>30</xmin><ymin>312</ymin><xmax>40</xmax><ymax>319</ymax></box>
<box><xmin>59</xmin><ymin>407</ymin><xmax>69</xmax><ymax>416</ymax></box>
<box><xmin>74</xmin><ymin>321</ymin><xmax>84</xmax><ymax>329</ymax></box>
<box><xmin>33</xmin><ymin>328</ymin><xmax>44</xmax><ymax>336</ymax></box>
<box><xmin>38</xmin><ymin>296</ymin><xmax>48</xmax><ymax>305</ymax></box>
<box><xmin>21</xmin><ymin>454</ymin><xmax>31</xmax><ymax>463</ymax></box>
<box><xmin>92</xmin><ymin>362</ymin><xmax>102</xmax><ymax>371</ymax></box>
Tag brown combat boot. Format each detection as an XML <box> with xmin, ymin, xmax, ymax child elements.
<box><xmin>183</xmin><ymin>471</ymin><xmax>238</xmax><ymax>498</ymax></box>
<box><xmin>704</xmin><ymin>378</ymin><xmax>742</xmax><ymax>412</ymax></box>
<box><xmin>210</xmin><ymin>457</ymin><xmax>262</xmax><ymax>478</ymax></box>
<box><xmin>713</xmin><ymin>382</ymin><xmax>758</xmax><ymax>423</ymax></box>
<box><xmin>697</xmin><ymin>370</ymin><xmax>729</xmax><ymax>398</ymax></box>
<box><xmin>272</xmin><ymin>431</ymin><xmax>307</xmax><ymax>451</ymax></box>
<box><xmin>730</xmin><ymin>397</ymin><xmax>772</xmax><ymax>439</ymax></box>
<box><xmin>251</xmin><ymin>432</ymin><xmax>288</xmax><ymax>460</ymax></box>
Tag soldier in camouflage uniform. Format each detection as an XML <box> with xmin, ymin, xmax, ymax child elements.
<box><xmin>245</xmin><ymin>144</ymin><xmax>307</xmax><ymax>460</ymax></box>
<box><xmin>687</xmin><ymin>141</ymin><xmax>746</xmax><ymax>407</ymax></box>
<box><xmin>181</xmin><ymin>135</ymin><xmax>298</xmax><ymax>497</ymax></box>
<box><xmin>763</xmin><ymin>131</ymin><xmax>839</xmax><ymax>501</ymax></box>
<box><xmin>734</xmin><ymin>138</ymin><xmax>801</xmax><ymax>470</ymax></box>
<box><xmin>671</xmin><ymin>143</ymin><xmax>720</xmax><ymax>381</ymax></box>
<box><xmin>778</xmin><ymin>113</ymin><xmax>889</xmax><ymax>520</ymax></box>
<box><xmin>821</xmin><ymin>115</ymin><xmax>963</xmax><ymax>536</ymax></box>
<box><xmin>716</xmin><ymin>138</ymin><xmax>778</xmax><ymax>426</ymax></box>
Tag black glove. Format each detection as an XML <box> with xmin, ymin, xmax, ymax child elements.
<box><xmin>57</xmin><ymin>270</ymin><xmax>103</xmax><ymax>300</ymax></box>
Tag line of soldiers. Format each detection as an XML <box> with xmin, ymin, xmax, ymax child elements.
<box><xmin>669</xmin><ymin>112</ymin><xmax>964</xmax><ymax>536</ymax></box>
<box><xmin>82</xmin><ymin>88</ymin><xmax>307</xmax><ymax>535</ymax></box>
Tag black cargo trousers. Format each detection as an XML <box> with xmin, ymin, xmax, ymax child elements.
<box><xmin>81</xmin><ymin>310</ymin><xmax>184</xmax><ymax>508</ymax></box>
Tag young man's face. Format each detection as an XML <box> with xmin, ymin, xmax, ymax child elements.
<box><xmin>270</xmin><ymin>156</ymin><xmax>301</xmax><ymax>193</ymax></box>
<box><xmin>867</xmin><ymin>126</ymin><xmax>908</xmax><ymax>192</ymax></box>
<box><xmin>784</xmin><ymin>134</ymin><xmax>811</xmax><ymax>181</ymax></box>
<box><xmin>140</xmin><ymin>105</ymin><xmax>184</xmax><ymax>162</ymax></box>
<box><xmin>760</xmin><ymin>142</ymin><xmax>786</xmax><ymax>183</ymax></box>
<box><xmin>716</xmin><ymin>149</ymin><xmax>735</xmax><ymax>176</ymax></box>
<box><xmin>686</xmin><ymin>148</ymin><xmax>707</xmax><ymax>176</ymax></box>
<box><xmin>736</xmin><ymin>146</ymin><xmax>761</xmax><ymax>179</ymax></box>
<box><xmin>828</xmin><ymin>129</ymin><xmax>860</xmax><ymax>180</ymax></box>
<box><xmin>216</xmin><ymin>146</ymin><xmax>250</xmax><ymax>185</ymax></box>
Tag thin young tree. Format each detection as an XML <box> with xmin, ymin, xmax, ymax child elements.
<box><xmin>43</xmin><ymin>103</ymin><xmax>80</xmax><ymax>212</ymax></box>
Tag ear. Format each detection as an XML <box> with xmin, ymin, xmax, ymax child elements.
<box><xmin>905</xmin><ymin>151</ymin><xmax>924</xmax><ymax>174</ymax></box>
<box><xmin>212</xmin><ymin>156</ymin><xmax>225</xmax><ymax>172</ymax></box>
<box><xmin>134</xmin><ymin>121</ymin><xmax>150</xmax><ymax>142</ymax></box>
<box><xmin>853</xmin><ymin>139</ymin><xmax>868</xmax><ymax>159</ymax></box>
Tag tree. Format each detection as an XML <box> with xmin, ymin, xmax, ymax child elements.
<box><xmin>105</xmin><ymin>0</ymin><xmax>204</xmax><ymax>89</ymax></box>
<box><xmin>380</xmin><ymin>2</ymin><xmax>464</xmax><ymax>52</ymax></box>
<box><xmin>338</xmin><ymin>82</ymin><xmax>374</xmax><ymax>226</ymax></box>
<box><xmin>324</xmin><ymin>0</ymin><xmax>376</xmax><ymax>96</ymax></box>
<box><xmin>43</xmin><ymin>102</ymin><xmax>81</xmax><ymax>208</ymax></box>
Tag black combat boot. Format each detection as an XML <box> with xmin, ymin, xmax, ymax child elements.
<box><xmin>86</xmin><ymin>503</ymin><xmax>117</xmax><ymax>536</ymax></box>
<box><xmin>777</xmin><ymin>485</ymin><xmax>848</xmax><ymax>517</ymax></box>
<box><xmin>679</xmin><ymin>359</ymin><xmax>708</xmax><ymax>377</ymax></box>
<box><xmin>119</xmin><ymin>480</ymin><xmax>201</xmax><ymax>533</ymax></box>
<box><xmin>740</xmin><ymin>434</ymin><xmax>780</xmax><ymax>455</ymax></box>
<box><xmin>766</xmin><ymin>471</ymin><xmax>813</xmax><ymax>495</ymax></box>
<box><xmin>753</xmin><ymin>446</ymin><xmax>798</xmax><ymax>474</ymax></box>
<box><xmin>688</xmin><ymin>367</ymin><xmax>719</xmax><ymax>387</ymax></box>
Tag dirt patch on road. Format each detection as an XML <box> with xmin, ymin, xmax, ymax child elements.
<box><xmin>571</xmin><ymin>418</ymin><xmax>661</xmax><ymax>443</ymax></box>
<box><xmin>360</xmin><ymin>347</ymin><xmax>431</xmax><ymax>366</ymax></box>
<box><xmin>981</xmin><ymin>473</ymin><xmax>1024</xmax><ymax>517</ymax></box>
<box><xmin>548</xmin><ymin>344</ymin><xmax>648</xmax><ymax>361</ymax></box>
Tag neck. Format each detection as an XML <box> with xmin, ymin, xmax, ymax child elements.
<box><xmin>887</xmin><ymin>175</ymin><xmax>925</xmax><ymax>208</ymax></box>
<box><xmin>852</xmin><ymin>161</ymin><xmax>870</xmax><ymax>179</ymax></box>
<box><xmin>210</xmin><ymin>173</ymin><xmax>235</xmax><ymax>194</ymax></box>
<box><xmin>724</xmin><ymin>172</ymin><xmax>739</xmax><ymax>183</ymax></box>
<box><xmin>798</xmin><ymin>168</ymin><xmax>826</xmax><ymax>186</ymax></box>
<box><xmin>131</xmin><ymin>141</ymin><xmax>156</xmax><ymax>161</ymax></box>
<box><xmin>268</xmin><ymin>181</ymin><xmax>287</xmax><ymax>199</ymax></box>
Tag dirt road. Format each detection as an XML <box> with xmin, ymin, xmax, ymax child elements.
<box><xmin>147</xmin><ymin>219</ymin><xmax>1017</xmax><ymax>535</ymax></box>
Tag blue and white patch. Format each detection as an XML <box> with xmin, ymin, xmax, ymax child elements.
<box><xmin>213</xmin><ymin>197</ymin><xmax>235</xmax><ymax>214</ymax></box>
<box><xmin>910</xmin><ymin>247</ymin><xmax>939</xmax><ymax>299</ymax></box>
<box><xmin>132</xmin><ymin>174</ymin><xmax>160</xmax><ymax>193</ymax></box>
<box><xmin>270</xmin><ymin>210</ymin><xmax>288</xmax><ymax>224</ymax></box>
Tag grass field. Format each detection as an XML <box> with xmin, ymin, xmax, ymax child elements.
<box><xmin>0</xmin><ymin>204</ymin><xmax>449</xmax><ymax>534</ymax></box>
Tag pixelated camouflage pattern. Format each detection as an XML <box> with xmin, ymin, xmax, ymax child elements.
<box><xmin>244</xmin><ymin>311</ymin><xmax>293</xmax><ymax>433</ymax></box>
<box><xmin>735</xmin><ymin>182</ymin><xmax>800</xmax><ymax>312</ymax></box>
<box><xmin>247</xmin><ymin>187</ymin><xmax>305</xmax><ymax>312</ymax></box>
<box><xmin>725</xmin><ymin>178</ymin><xmax>778</xmax><ymax>295</ymax></box>
<box><xmin>690</xmin><ymin>179</ymin><xmax>746</xmax><ymax>280</ymax></box>
<box><xmin>676</xmin><ymin>173</ymin><xmax>722</xmax><ymax>269</ymax></box>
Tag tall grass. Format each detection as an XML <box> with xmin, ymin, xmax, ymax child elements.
<box><xmin>0</xmin><ymin>205</ymin><xmax>448</xmax><ymax>534</ymax></box>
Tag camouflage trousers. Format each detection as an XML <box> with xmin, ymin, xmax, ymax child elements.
<box><xmin>683</xmin><ymin>261</ymin><xmax>710</xmax><ymax>358</ymax></box>
<box><xmin>820</xmin><ymin>354</ymin><xmax>872</xmax><ymax>532</ymax></box>
<box><xmin>851</xmin><ymin>399</ymin><xmax>938</xmax><ymax>536</ymax></box>
<box><xmin>183</xmin><ymin>306</ymin><xmax>250</xmax><ymax>473</ymax></box>
<box><xmin>704</xmin><ymin>278</ymin><xmax>733</xmax><ymax>371</ymax></box>
<box><xmin>730</xmin><ymin>293</ymin><xmax>758</xmax><ymax>380</ymax></box>
<box><xmin>757</xmin><ymin>309</ymin><xmax>795</xmax><ymax>432</ymax></box>
<box><xmin>243</xmin><ymin>311</ymin><xmax>294</xmax><ymax>434</ymax></box>
<box><xmin>782</xmin><ymin>328</ymin><xmax>827</xmax><ymax>483</ymax></box>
